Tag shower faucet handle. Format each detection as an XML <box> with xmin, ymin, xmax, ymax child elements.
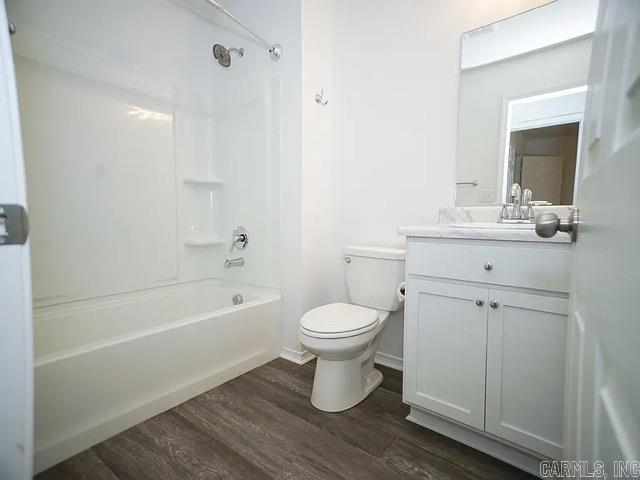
<box><xmin>230</xmin><ymin>226</ymin><xmax>249</xmax><ymax>252</ymax></box>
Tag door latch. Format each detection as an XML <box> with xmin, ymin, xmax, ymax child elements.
<box><xmin>0</xmin><ymin>204</ymin><xmax>29</xmax><ymax>245</ymax></box>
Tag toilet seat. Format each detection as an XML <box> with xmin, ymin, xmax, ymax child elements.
<box><xmin>300</xmin><ymin>302</ymin><xmax>379</xmax><ymax>339</ymax></box>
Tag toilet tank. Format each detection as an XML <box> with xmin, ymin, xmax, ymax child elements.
<box><xmin>344</xmin><ymin>245</ymin><xmax>406</xmax><ymax>312</ymax></box>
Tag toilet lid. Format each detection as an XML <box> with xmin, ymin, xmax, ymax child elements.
<box><xmin>300</xmin><ymin>303</ymin><xmax>379</xmax><ymax>338</ymax></box>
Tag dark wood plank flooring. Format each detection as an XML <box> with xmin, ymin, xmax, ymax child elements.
<box><xmin>37</xmin><ymin>359</ymin><xmax>536</xmax><ymax>480</ymax></box>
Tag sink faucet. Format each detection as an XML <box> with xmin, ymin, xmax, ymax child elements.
<box><xmin>498</xmin><ymin>184</ymin><xmax>534</xmax><ymax>223</ymax></box>
<box><xmin>510</xmin><ymin>183</ymin><xmax>522</xmax><ymax>220</ymax></box>
<box><xmin>522</xmin><ymin>188</ymin><xmax>534</xmax><ymax>221</ymax></box>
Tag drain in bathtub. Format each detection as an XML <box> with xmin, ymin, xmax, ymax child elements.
<box><xmin>232</xmin><ymin>294</ymin><xmax>244</xmax><ymax>305</ymax></box>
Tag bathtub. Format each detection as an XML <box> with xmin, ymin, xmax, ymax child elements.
<box><xmin>32</xmin><ymin>279</ymin><xmax>281</xmax><ymax>473</ymax></box>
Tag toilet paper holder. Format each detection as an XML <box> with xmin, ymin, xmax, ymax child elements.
<box><xmin>396</xmin><ymin>281</ymin><xmax>406</xmax><ymax>302</ymax></box>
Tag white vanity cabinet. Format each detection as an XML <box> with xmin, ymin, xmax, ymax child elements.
<box><xmin>484</xmin><ymin>289</ymin><xmax>567</xmax><ymax>459</ymax></box>
<box><xmin>404</xmin><ymin>280</ymin><xmax>489</xmax><ymax>430</ymax></box>
<box><xmin>403</xmin><ymin>236</ymin><xmax>571</xmax><ymax>466</ymax></box>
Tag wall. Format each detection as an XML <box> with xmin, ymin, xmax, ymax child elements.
<box><xmin>300</xmin><ymin>0</ymin><xmax>337</xmax><ymax>328</ymax></box>
<box><xmin>276</xmin><ymin>0</ymin><xmax>329</xmax><ymax>360</ymax></box>
<box><xmin>282</xmin><ymin>0</ymin><xmax>554</xmax><ymax>366</ymax></box>
<box><xmin>456</xmin><ymin>37</ymin><xmax>592</xmax><ymax>206</ymax></box>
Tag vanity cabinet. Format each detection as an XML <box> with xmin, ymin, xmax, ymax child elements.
<box><xmin>484</xmin><ymin>290</ymin><xmax>567</xmax><ymax>459</ymax></box>
<box><xmin>403</xmin><ymin>238</ymin><xmax>570</xmax><ymax>462</ymax></box>
<box><xmin>404</xmin><ymin>280</ymin><xmax>488</xmax><ymax>430</ymax></box>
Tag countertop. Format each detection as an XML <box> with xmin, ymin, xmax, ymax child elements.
<box><xmin>398</xmin><ymin>206</ymin><xmax>573</xmax><ymax>244</ymax></box>
<box><xmin>398</xmin><ymin>224</ymin><xmax>571</xmax><ymax>243</ymax></box>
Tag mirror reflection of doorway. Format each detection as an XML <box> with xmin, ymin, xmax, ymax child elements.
<box><xmin>502</xmin><ymin>86</ymin><xmax>586</xmax><ymax>204</ymax></box>
<box><xmin>508</xmin><ymin>122</ymin><xmax>579</xmax><ymax>205</ymax></box>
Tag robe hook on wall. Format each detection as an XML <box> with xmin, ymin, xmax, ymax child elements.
<box><xmin>315</xmin><ymin>89</ymin><xmax>328</xmax><ymax>105</ymax></box>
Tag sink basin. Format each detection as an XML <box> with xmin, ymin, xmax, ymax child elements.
<box><xmin>450</xmin><ymin>222</ymin><xmax>535</xmax><ymax>230</ymax></box>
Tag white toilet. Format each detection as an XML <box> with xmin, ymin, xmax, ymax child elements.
<box><xmin>299</xmin><ymin>245</ymin><xmax>406</xmax><ymax>412</ymax></box>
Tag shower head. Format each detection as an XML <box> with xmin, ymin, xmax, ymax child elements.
<box><xmin>213</xmin><ymin>44</ymin><xmax>244</xmax><ymax>68</ymax></box>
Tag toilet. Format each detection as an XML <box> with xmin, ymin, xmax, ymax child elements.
<box><xmin>299</xmin><ymin>245</ymin><xmax>406</xmax><ymax>412</ymax></box>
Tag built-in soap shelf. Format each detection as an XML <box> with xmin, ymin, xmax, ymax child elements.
<box><xmin>182</xmin><ymin>176</ymin><xmax>224</xmax><ymax>188</ymax></box>
<box><xmin>184</xmin><ymin>236</ymin><xmax>226</xmax><ymax>247</ymax></box>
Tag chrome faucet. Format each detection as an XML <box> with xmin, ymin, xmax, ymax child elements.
<box><xmin>498</xmin><ymin>202</ymin><xmax>510</xmax><ymax>222</ymax></box>
<box><xmin>224</xmin><ymin>257</ymin><xmax>245</xmax><ymax>268</ymax></box>
<box><xmin>498</xmin><ymin>183</ymin><xmax>534</xmax><ymax>223</ymax></box>
<box><xmin>510</xmin><ymin>183</ymin><xmax>522</xmax><ymax>220</ymax></box>
<box><xmin>229</xmin><ymin>226</ymin><xmax>249</xmax><ymax>252</ymax></box>
<box><xmin>522</xmin><ymin>188</ymin><xmax>534</xmax><ymax>221</ymax></box>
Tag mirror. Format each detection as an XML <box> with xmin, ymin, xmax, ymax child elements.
<box><xmin>455</xmin><ymin>0</ymin><xmax>599</xmax><ymax>207</ymax></box>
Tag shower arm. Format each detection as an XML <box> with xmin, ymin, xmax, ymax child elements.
<box><xmin>203</xmin><ymin>0</ymin><xmax>282</xmax><ymax>61</ymax></box>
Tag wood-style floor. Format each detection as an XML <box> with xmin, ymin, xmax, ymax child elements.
<box><xmin>37</xmin><ymin>359</ymin><xmax>535</xmax><ymax>480</ymax></box>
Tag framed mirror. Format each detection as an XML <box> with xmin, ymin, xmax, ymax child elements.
<box><xmin>455</xmin><ymin>0</ymin><xmax>599</xmax><ymax>207</ymax></box>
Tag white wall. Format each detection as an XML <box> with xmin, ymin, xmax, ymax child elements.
<box><xmin>282</xmin><ymin>0</ymin><xmax>554</xmax><ymax>365</ymax></box>
<box><xmin>300</xmin><ymin>1</ymin><xmax>337</xmax><ymax>317</ymax></box>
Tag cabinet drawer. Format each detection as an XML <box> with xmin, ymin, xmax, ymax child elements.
<box><xmin>407</xmin><ymin>240</ymin><xmax>570</xmax><ymax>293</ymax></box>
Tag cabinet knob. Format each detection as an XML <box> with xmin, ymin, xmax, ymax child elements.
<box><xmin>475</xmin><ymin>299</ymin><xmax>484</xmax><ymax>307</ymax></box>
<box><xmin>484</xmin><ymin>262</ymin><xmax>493</xmax><ymax>271</ymax></box>
<box><xmin>489</xmin><ymin>300</ymin><xmax>499</xmax><ymax>309</ymax></box>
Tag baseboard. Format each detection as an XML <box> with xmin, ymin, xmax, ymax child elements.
<box><xmin>406</xmin><ymin>406</ymin><xmax>545</xmax><ymax>478</ymax></box>
<box><xmin>34</xmin><ymin>350</ymin><xmax>277</xmax><ymax>474</ymax></box>
<box><xmin>280</xmin><ymin>346</ymin><xmax>316</xmax><ymax>365</ymax></box>
<box><xmin>375</xmin><ymin>351</ymin><xmax>403</xmax><ymax>371</ymax></box>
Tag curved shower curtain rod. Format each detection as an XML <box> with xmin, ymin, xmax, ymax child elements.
<box><xmin>203</xmin><ymin>0</ymin><xmax>283</xmax><ymax>61</ymax></box>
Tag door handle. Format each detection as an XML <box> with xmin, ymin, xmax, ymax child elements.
<box><xmin>489</xmin><ymin>300</ymin><xmax>499</xmax><ymax>309</ymax></box>
<box><xmin>535</xmin><ymin>209</ymin><xmax>578</xmax><ymax>242</ymax></box>
<box><xmin>0</xmin><ymin>204</ymin><xmax>29</xmax><ymax>245</ymax></box>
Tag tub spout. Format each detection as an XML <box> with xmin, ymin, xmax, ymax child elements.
<box><xmin>224</xmin><ymin>257</ymin><xmax>245</xmax><ymax>268</ymax></box>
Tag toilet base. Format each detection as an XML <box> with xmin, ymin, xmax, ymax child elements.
<box><xmin>310</xmin><ymin>355</ymin><xmax>384</xmax><ymax>412</ymax></box>
<box><xmin>364</xmin><ymin>368</ymin><xmax>384</xmax><ymax>396</ymax></box>
<box><xmin>301</xmin><ymin>308</ymin><xmax>392</xmax><ymax>413</ymax></box>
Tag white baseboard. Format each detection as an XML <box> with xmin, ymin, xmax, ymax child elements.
<box><xmin>375</xmin><ymin>351</ymin><xmax>403</xmax><ymax>371</ymax></box>
<box><xmin>34</xmin><ymin>350</ymin><xmax>277</xmax><ymax>474</ymax></box>
<box><xmin>406</xmin><ymin>406</ymin><xmax>544</xmax><ymax>477</ymax></box>
<box><xmin>280</xmin><ymin>346</ymin><xmax>316</xmax><ymax>365</ymax></box>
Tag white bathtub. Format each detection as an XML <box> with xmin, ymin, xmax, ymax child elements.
<box><xmin>32</xmin><ymin>279</ymin><xmax>281</xmax><ymax>473</ymax></box>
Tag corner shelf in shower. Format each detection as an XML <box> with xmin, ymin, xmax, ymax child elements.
<box><xmin>184</xmin><ymin>236</ymin><xmax>226</xmax><ymax>247</ymax></box>
<box><xmin>182</xmin><ymin>176</ymin><xmax>224</xmax><ymax>188</ymax></box>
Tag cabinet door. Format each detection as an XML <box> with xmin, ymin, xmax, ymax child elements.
<box><xmin>404</xmin><ymin>279</ymin><xmax>488</xmax><ymax>430</ymax></box>
<box><xmin>485</xmin><ymin>290</ymin><xmax>568</xmax><ymax>459</ymax></box>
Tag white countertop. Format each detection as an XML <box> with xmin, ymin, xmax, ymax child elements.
<box><xmin>398</xmin><ymin>206</ymin><xmax>573</xmax><ymax>243</ymax></box>
<box><xmin>398</xmin><ymin>223</ymin><xmax>571</xmax><ymax>243</ymax></box>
